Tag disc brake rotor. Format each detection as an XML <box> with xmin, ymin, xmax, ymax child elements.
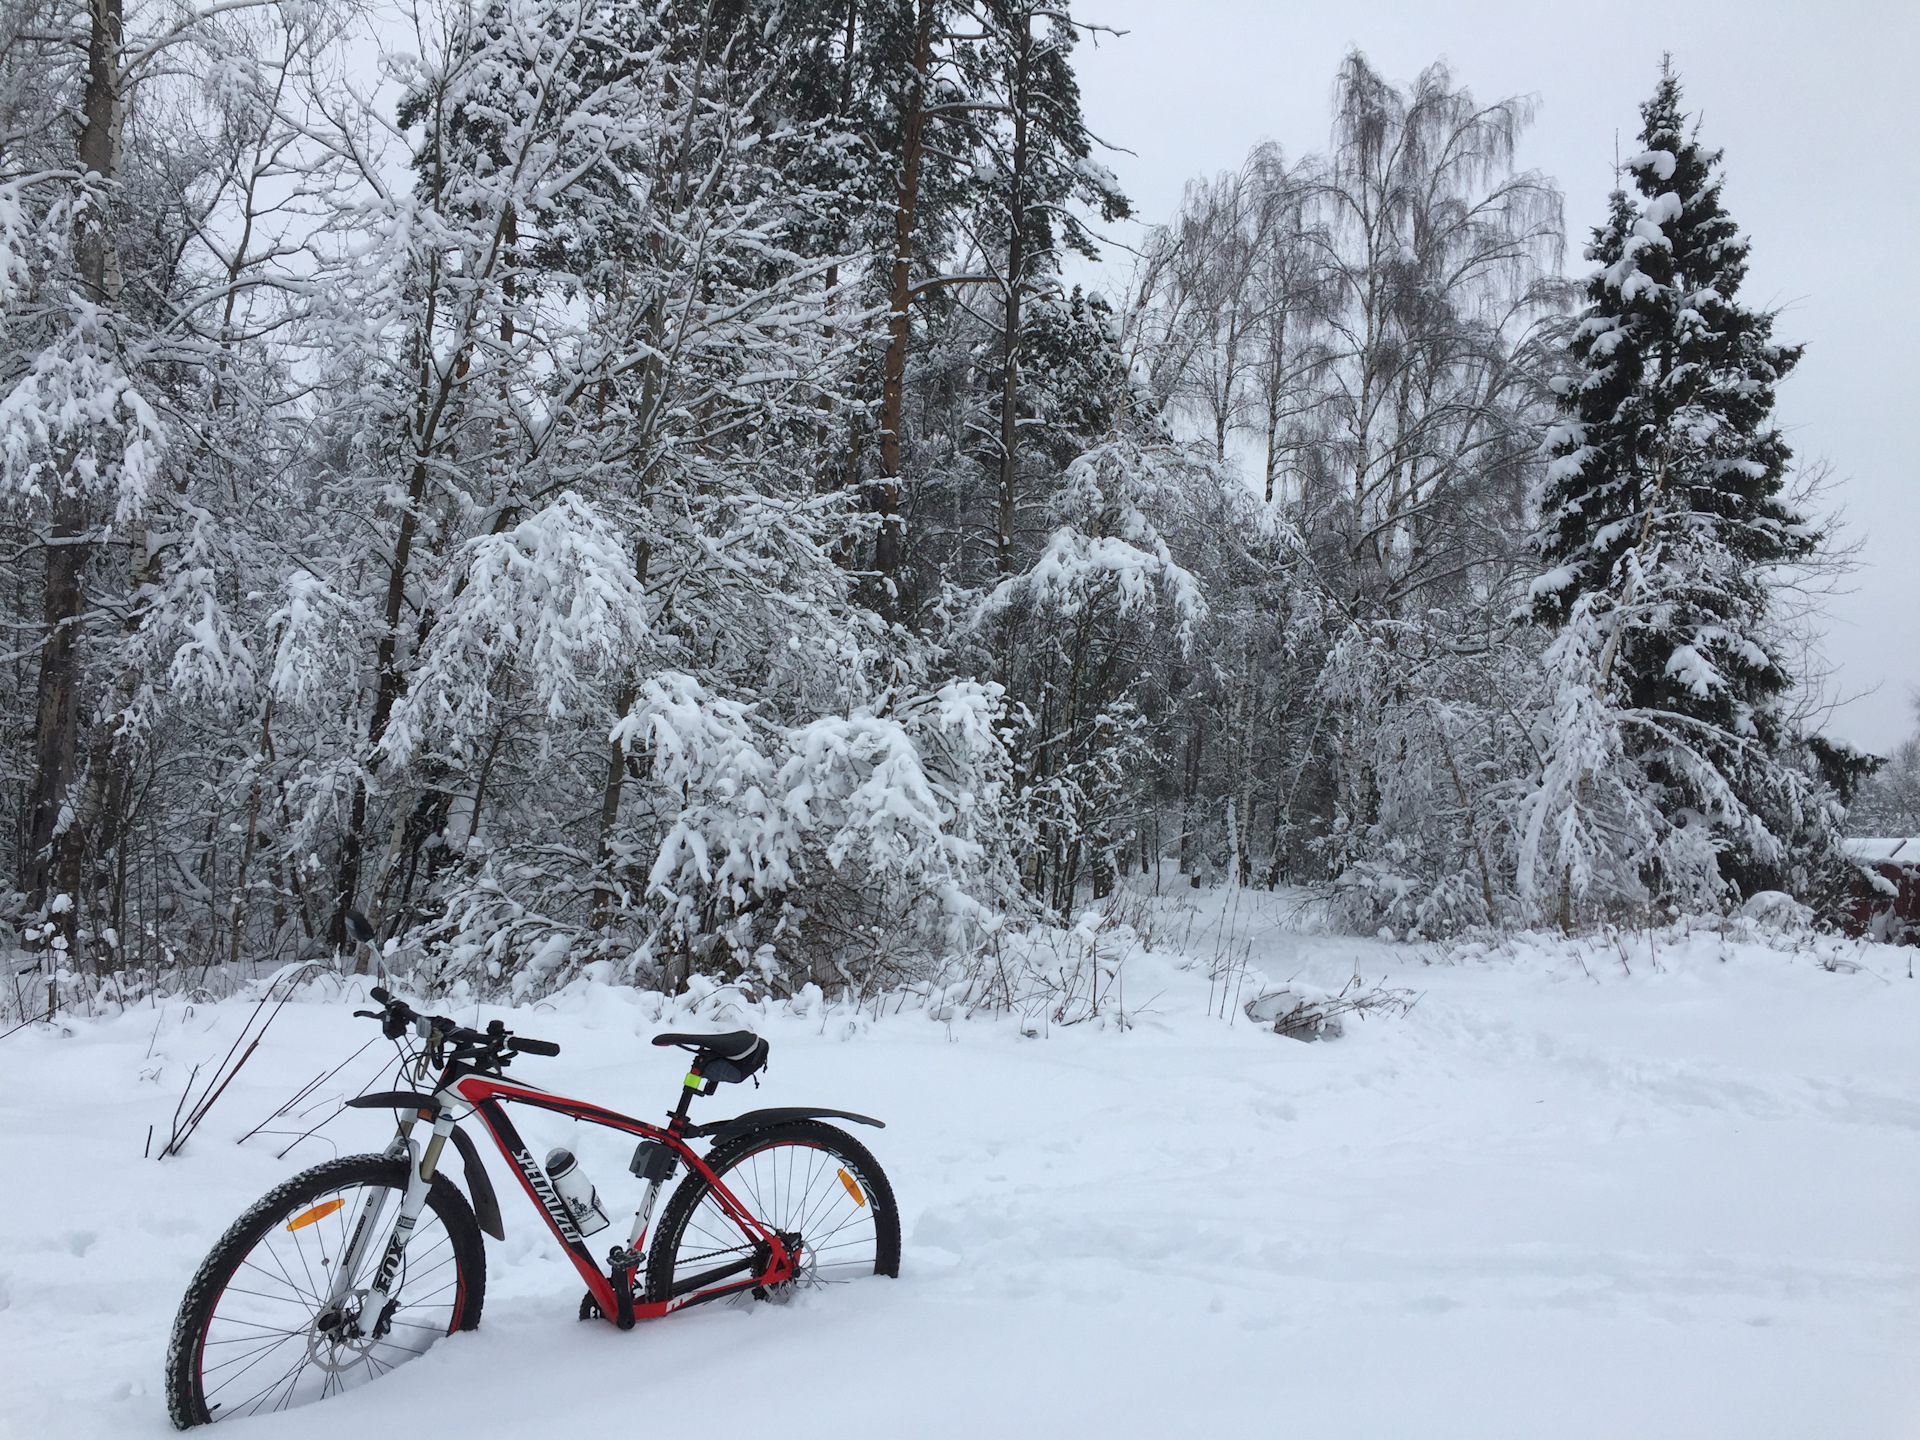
<box><xmin>305</xmin><ymin>1292</ymin><xmax>382</xmax><ymax>1373</ymax></box>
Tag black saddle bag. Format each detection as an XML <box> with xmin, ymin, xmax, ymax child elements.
<box><xmin>703</xmin><ymin>1035</ymin><xmax>770</xmax><ymax>1085</ymax></box>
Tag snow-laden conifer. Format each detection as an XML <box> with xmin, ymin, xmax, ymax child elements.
<box><xmin>1527</xmin><ymin>62</ymin><xmax>1839</xmax><ymax>916</ymax></box>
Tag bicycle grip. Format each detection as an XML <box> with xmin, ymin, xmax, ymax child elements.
<box><xmin>510</xmin><ymin>1036</ymin><xmax>560</xmax><ymax>1057</ymax></box>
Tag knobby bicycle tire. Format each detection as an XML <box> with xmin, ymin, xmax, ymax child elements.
<box><xmin>645</xmin><ymin>1118</ymin><xmax>900</xmax><ymax>1307</ymax></box>
<box><xmin>165</xmin><ymin>1152</ymin><xmax>486</xmax><ymax>1428</ymax></box>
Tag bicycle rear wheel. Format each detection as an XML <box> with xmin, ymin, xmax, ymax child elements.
<box><xmin>165</xmin><ymin>1153</ymin><xmax>486</xmax><ymax>1428</ymax></box>
<box><xmin>646</xmin><ymin>1119</ymin><xmax>899</xmax><ymax>1308</ymax></box>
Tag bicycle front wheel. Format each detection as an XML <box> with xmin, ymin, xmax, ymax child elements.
<box><xmin>165</xmin><ymin>1152</ymin><xmax>486</xmax><ymax>1428</ymax></box>
<box><xmin>646</xmin><ymin>1119</ymin><xmax>900</xmax><ymax>1308</ymax></box>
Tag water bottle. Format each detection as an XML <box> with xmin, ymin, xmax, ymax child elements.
<box><xmin>544</xmin><ymin>1147</ymin><xmax>611</xmax><ymax>1236</ymax></box>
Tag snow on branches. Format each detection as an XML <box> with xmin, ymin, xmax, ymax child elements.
<box><xmin>0</xmin><ymin>313</ymin><xmax>165</xmax><ymax>522</ymax></box>
<box><xmin>384</xmin><ymin>494</ymin><xmax>651</xmax><ymax>763</ymax></box>
<box><xmin>613</xmin><ymin>673</ymin><xmax>1010</xmax><ymax>978</ymax></box>
<box><xmin>982</xmin><ymin>438</ymin><xmax>1209</xmax><ymax>640</ymax></box>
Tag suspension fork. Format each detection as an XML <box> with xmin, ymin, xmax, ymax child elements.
<box><xmin>327</xmin><ymin>1106</ymin><xmax>457</xmax><ymax>1333</ymax></box>
<box><xmin>320</xmin><ymin>1122</ymin><xmax>411</xmax><ymax>1315</ymax></box>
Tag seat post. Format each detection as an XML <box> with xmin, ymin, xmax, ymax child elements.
<box><xmin>667</xmin><ymin>1060</ymin><xmax>703</xmax><ymax>1133</ymax></box>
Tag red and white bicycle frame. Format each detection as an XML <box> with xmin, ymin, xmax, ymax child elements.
<box><xmin>322</xmin><ymin>1069</ymin><xmax>793</xmax><ymax>1337</ymax></box>
<box><xmin>455</xmin><ymin>1070</ymin><xmax>794</xmax><ymax>1318</ymax></box>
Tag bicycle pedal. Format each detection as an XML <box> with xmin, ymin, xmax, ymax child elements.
<box><xmin>578</xmin><ymin>1291</ymin><xmax>604</xmax><ymax>1321</ymax></box>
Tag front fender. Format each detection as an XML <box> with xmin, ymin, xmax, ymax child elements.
<box><xmin>447</xmin><ymin>1122</ymin><xmax>505</xmax><ymax>1240</ymax></box>
<box><xmin>343</xmin><ymin>1093</ymin><xmax>502</xmax><ymax>1239</ymax></box>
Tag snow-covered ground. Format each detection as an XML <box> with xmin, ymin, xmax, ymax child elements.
<box><xmin>3</xmin><ymin>892</ymin><xmax>1917</xmax><ymax>1439</ymax></box>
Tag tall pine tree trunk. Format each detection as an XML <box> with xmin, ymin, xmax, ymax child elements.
<box><xmin>994</xmin><ymin>11</ymin><xmax>1029</xmax><ymax>576</ymax></box>
<box><xmin>875</xmin><ymin>0</ymin><xmax>934</xmax><ymax>591</ymax></box>
<box><xmin>26</xmin><ymin>492</ymin><xmax>88</xmax><ymax>937</ymax></box>
<box><xmin>333</xmin><ymin>315</ymin><xmax>446</xmax><ymax>946</ymax></box>
<box><xmin>592</xmin><ymin>532</ymin><xmax>650</xmax><ymax>930</ymax></box>
<box><xmin>27</xmin><ymin>0</ymin><xmax>124</xmax><ymax>948</ymax></box>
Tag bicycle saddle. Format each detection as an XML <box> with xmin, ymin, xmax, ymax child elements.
<box><xmin>652</xmin><ymin>1030</ymin><xmax>760</xmax><ymax>1058</ymax></box>
<box><xmin>653</xmin><ymin>1030</ymin><xmax>769</xmax><ymax>1086</ymax></box>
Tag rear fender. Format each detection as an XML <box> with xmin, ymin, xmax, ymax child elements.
<box><xmin>689</xmin><ymin>1107</ymin><xmax>884</xmax><ymax>1148</ymax></box>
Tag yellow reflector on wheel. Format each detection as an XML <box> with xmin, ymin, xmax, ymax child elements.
<box><xmin>285</xmin><ymin>1198</ymin><xmax>347</xmax><ymax>1233</ymax></box>
<box><xmin>837</xmin><ymin>1168</ymin><xmax>866</xmax><ymax>1207</ymax></box>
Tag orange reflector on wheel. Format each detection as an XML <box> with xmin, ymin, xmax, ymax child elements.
<box><xmin>837</xmin><ymin>1168</ymin><xmax>865</xmax><ymax>1207</ymax></box>
<box><xmin>285</xmin><ymin>1198</ymin><xmax>347</xmax><ymax>1233</ymax></box>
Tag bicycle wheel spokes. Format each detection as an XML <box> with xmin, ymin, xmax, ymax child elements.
<box><xmin>654</xmin><ymin>1125</ymin><xmax>896</xmax><ymax>1307</ymax></box>
<box><xmin>203</xmin><ymin>1181</ymin><xmax>454</xmax><ymax>1419</ymax></box>
<box><xmin>169</xmin><ymin>1154</ymin><xmax>485</xmax><ymax>1427</ymax></box>
<box><xmin>726</xmin><ymin>1144</ymin><xmax>876</xmax><ymax>1286</ymax></box>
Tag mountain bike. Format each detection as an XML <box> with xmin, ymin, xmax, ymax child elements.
<box><xmin>164</xmin><ymin>988</ymin><xmax>900</xmax><ymax>1427</ymax></box>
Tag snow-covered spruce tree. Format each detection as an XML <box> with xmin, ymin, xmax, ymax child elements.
<box><xmin>963</xmin><ymin>0</ymin><xmax>1128</xmax><ymax>580</ymax></box>
<box><xmin>1525</xmin><ymin>63</ymin><xmax>1844</xmax><ymax>921</ymax></box>
<box><xmin>973</xmin><ymin>433</ymin><xmax>1213</xmax><ymax>908</ymax></box>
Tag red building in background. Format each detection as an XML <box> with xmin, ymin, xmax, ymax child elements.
<box><xmin>1844</xmin><ymin>838</ymin><xmax>1920</xmax><ymax>945</ymax></box>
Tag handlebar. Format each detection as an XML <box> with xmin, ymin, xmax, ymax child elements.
<box><xmin>356</xmin><ymin>986</ymin><xmax>560</xmax><ymax>1065</ymax></box>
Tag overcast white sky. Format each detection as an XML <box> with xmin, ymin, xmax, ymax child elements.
<box><xmin>1063</xmin><ymin>0</ymin><xmax>1919</xmax><ymax>754</ymax></box>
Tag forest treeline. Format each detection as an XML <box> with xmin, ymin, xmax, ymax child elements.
<box><xmin>0</xmin><ymin>0</ymin><xmax>1879</xmax><ymax>1003</ymax></box>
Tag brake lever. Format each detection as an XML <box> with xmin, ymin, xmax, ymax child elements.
<box><xmin>355</xmin><ymin>1003</ymin><xmax>412</xmax><ymax>1040</ymax></box>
